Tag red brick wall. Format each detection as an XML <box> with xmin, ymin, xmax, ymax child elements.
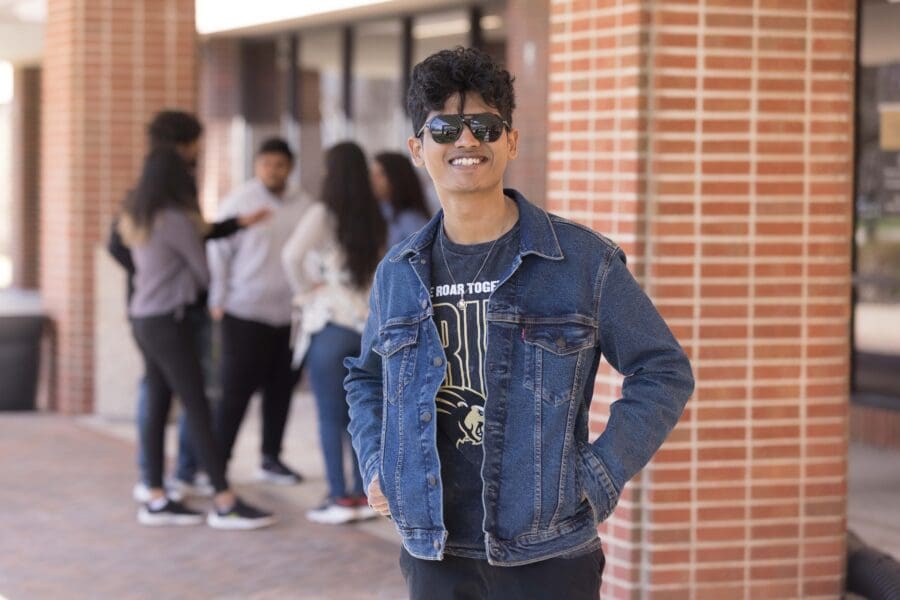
<box><xmin>548</xmin><ymin>0</ymin><xmax>855</xmax><ymax>597</ymax></box>
<box><xmin>41</xmin><ymin>0</ymin><xmax>196</xmax><ymax>413</ymax></box>
<box><xmin>505</xmin><ymin>0</ymin><xmax>550</xmax><ymax>206</ymax></box>
<box><xmin>10</xmin><ymin>66</ymin><xmax>41</xmax><ymax>290</ymax></box>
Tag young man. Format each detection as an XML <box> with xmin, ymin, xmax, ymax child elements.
<box><xmin>345</xmin><ymin>48</ymin><xmax>695</xmax><ymax>599</ymax></box>
<box><xmin>208</xmin><ymin>138</ymin><xmax>310</xmax><ymax>484</ymax></box>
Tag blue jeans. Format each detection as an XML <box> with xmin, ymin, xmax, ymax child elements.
<box><xmin>136</xmin><ymin>303</ymin><xmax>212</xmax><ymax>484</ymax></box>
<box><xmin>307</xmin><ymin>323</ymin><xmax>364</xmax><ymax>499</ymax></box>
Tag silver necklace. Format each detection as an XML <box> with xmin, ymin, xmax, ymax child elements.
<box><xmin>438</xmin><ymin>218</ymin><xmax>504</xmax><ymax>310</ymax></box>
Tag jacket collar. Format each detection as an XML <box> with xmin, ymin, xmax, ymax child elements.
<box><xmin>391</xmin><ymin>188</ymin><xmax>564</xmax><ymax>263</ymax></box>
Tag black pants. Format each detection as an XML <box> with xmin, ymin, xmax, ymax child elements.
<box><xmin>399</xmin><ymin>546</ymin><xmax>604</xmax><ymax>600</ymax></box>
<box><xmin>215</xmin><ymin>314</ymin><xmax>299</xmax><ymax>464</ymax></box>
<box><xmin>131</xmin><ymin>313</ymin><xmax>228</xmax><ymax>493</ymax></box>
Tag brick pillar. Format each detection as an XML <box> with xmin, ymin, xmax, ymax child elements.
<box><xmin>41</xmin><ymin>0</ymin><xmax>196</xmax><ymax>413</ymax></box>
<box><xmin>548</xmin><ymin>1</ymin><xmax>854</xmax><ymax>597</ymax></box>
<box><xmin>505</xmin><ymin>0</ymin><xmax>550</xmax><ymax>206</ymax></box>
<box><xmin>10</xmin><ymin>65</ymin><xmax>41</xmax><ymax>290</ymax></box>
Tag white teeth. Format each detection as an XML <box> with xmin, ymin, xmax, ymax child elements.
<box><xmin>451</xmin><ymin>157</ymin><xmax>482</xmax><ymax>166</ymax></box>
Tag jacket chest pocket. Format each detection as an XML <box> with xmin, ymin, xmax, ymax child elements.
<box><xmin>373</xmin><ymin>320</ymin><xmax>420</xmax><ymax>405</ymax></box>
<box><xmin>523</xmin><ymin>321</ymin><xmax>596</xmax><ymax>407</ymax></box>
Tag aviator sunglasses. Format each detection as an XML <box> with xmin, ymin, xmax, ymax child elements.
<box><xmin>417</xmin><ymin>113</ymin><xmax>511</xmax><ymax>144</ymax></box>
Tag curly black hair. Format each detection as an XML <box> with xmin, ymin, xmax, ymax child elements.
<box><xmin>407</xmin><ymin>46</ymin><xmax>515</xmax><ymax>136</ymax></box>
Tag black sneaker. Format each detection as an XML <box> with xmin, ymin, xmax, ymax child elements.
<box><xmin>137</xmin><ymin>499</ymin><xmax>204</xmax><ymax>527</ymax></box>
<box><xmin>256</xmin><ymin>456</ymin><xmax>304</xmax><ymax>485</ymax></box>
<box><xmin>207</xmin><ymin>498</ymin><xmax>276</xmax><ymax>531</ymax></box>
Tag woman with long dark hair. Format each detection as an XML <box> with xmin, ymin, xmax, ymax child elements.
<box><xmin>120</xmin><ymin>146</ymin><xmax>274</xmax><ymax>529</ymax></box>
<box><xmin>371</xmin><ymin>151</ymin><xmax>431</xmax><ymax>247</ymax></box>
<box><xmin>282</xmin><ymin>141</ymin><xmax>387</xmax><ymax>524</ymax></box>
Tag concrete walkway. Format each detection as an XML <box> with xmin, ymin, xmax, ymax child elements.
<box><xmin>0</xmin><ymin>391</ymin><xmax>406</xmax><ymax>600</ymax></box>
<box><xmin>847</xmin><ymin>442</ymin><xmax>900</xmax><ymax>560</ymax></box>
<box><xmin>1</xmin><ymin>392</ymin><xmax>898</xmax><ymax>599</ymax></box>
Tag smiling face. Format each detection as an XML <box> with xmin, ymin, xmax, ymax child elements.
<box><xmin>408</xmin><ymin>90</ymin><xmax>518</xmax><ymax>203</ymax></box>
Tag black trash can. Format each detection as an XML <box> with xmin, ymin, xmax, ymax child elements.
<box><xmin>0</xmin><ymin>290</ymin><xmax>45</xmax><ymax>411</ymax></box>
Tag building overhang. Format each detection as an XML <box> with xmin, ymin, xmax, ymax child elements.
<box><xmin>196</xmin><ymin>0</ymin><xmax>489</xmax><ymax>37</ymax></box>
<box><xmin>0</xmin><ymin>0</ymin><xmax>44</xmax><ymax>65</ymax></box>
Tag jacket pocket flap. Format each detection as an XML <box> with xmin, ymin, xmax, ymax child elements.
<box><xmin>523</xmin><ymin>322</ymin><xmax>596</xmax><ymax>355</ymax></box>
<box><xmin>374</xmin><ymin>322</ymin><xmax>419</xmax><ymax>357</ymax></box>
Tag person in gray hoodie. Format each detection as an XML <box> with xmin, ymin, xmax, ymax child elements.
<box><xmin>208</xmin><ymin>138</ymin><xmax>310</xmax><ymax>484</ymax></box>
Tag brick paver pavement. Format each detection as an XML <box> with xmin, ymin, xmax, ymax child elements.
<box><xmin>0</xmin><ymin>414</ymin><xmax>406</xmax><ymax>600</ymax></box>
<box><xmin>2</xmin><ymin>410</ymin><xmax>897</xmax><ymax>599</ymax></box>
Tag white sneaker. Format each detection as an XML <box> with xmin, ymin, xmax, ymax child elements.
<box><xmin>132</xmin><ymin>482</ymin><xmax>151</xmax><ymax>504</ymax></box>
<box><xmin>134</xmin><ymin>474</ymin><xmax>214</xmax><ymax>503</ymax></box>
<box><xmin>306</xmin><ymin>497</ymin><xmax>359</xmax><ymax>525</ymax></box>
<box><xmin>256</xmin><ymin>458</ymin><xmax>304</xmax><ymax>486</ymax></box>
<box><xmin>166</xmin><ymin>475</ymin><xmax>215</xmax><ymax>502</ymax></box>
<box><xmin>193</xmin><ymin>472</ymin><xmax>213</xmax><ymax>490</ymax></box>
<box><xmin>354</xmin><ymin>503</ymin><xmax>379</xmax><ymax>522</ymax></box>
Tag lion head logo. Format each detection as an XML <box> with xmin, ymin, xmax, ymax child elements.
<box><xmin>436</xmin><ymin>389</ymin><xmax>485</xmax><ymax>449</ymax></box>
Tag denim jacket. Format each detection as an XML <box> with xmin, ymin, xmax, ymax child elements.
<box><xmin>345</xmin><ymin>189</ymin><xmax>694</xmax><ymax>566</ymax></box>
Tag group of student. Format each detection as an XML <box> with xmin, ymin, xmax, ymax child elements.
<box><xmin>109</xmin><ymin>110</ymin><xmax>430</xmax><ymax>530</ymax></box>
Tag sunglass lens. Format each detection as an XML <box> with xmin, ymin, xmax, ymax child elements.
<box><xmin>430</xmin><ymin>116</ymin><xmax>463</xmax><ymax>143</ymax></box>
<box><xmin>470</xmin><ymin>114</ymin><xmax>505</xmax><ymax>142</ymax></box>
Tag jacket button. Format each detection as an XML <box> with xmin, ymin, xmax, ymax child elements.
<box><xmin>427</xmin><ymin>475</ymin><xmax>437</xmax><ymax>486</ymax></box>
<box><xmin>421</xmin><ymin>411</ymin><xmax>432</xmax><ymax>422</ymax></box>
<box><xmin>420</xmin><ymin>299</ymin><xmax>428</xmax><ymax>308</ymax></box>
<box><xmin>555</xmin><ymin>337</ymin><xmax>566</xmax><ymax>349</ymax></box>
<box><xmin>433</xmin><ymin>357</ymin><xmax>443</xmax><ymax>367</ymax></box>
<box><xmin>433</xmin><ymin>540</ymin><xmax>441</xmax><ymax>550</ymax></box>
<box><xmin>420</xmin><ymin>259</ymin><xmax>427</xmax><ymax>265</ymax></box>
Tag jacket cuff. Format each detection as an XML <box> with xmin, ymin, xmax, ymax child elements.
<box><xmin>363</xmin><ymin>454</ymin><xmax>380</xmax><ymax>491</ymax></box>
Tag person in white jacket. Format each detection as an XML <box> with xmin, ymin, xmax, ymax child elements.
<box><xmin>281</xmin><ymin>141</ymin><xmax>386</xmax><ymax>524</ymax></box>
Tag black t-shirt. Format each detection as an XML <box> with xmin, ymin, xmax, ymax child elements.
<box><xmin>430</xmin><ymin>221</ymin><xmax>520</xmax><ymax>558</ymax></box>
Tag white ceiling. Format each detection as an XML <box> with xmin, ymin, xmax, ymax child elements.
<box><xmin>196</xmin><ymin>0</ymin><xmax>492</xmax><ymax>37</ymax></box>
<box><xmin>0</xmin><ymin>0</ymin><xmax>495</xmax><ymax>64</ymax></box>
<box><xmin>6</xmin><ymin>0</ymin><xmax>900</xmax><ymax>68</ymax></box>
<box><xmin>0</xmin><ymin>0</ymin><xmax>45</xmax><ymax>65</ymax></box>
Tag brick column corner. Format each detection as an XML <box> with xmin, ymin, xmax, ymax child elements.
<box><xmin>41</xmin><ymin>0</ymin><xmax>197</xmax><ymax>413</ymax></box>
<box><xmin>548</xmin><ymin>1</ymin><xmax>854</xmax><ymax>597</ymax></box>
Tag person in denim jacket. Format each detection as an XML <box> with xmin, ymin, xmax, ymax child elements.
<box><xmin>344</xmin><ymin>47</ymin><xmax>695</xmax><ymax>600</ymax></box>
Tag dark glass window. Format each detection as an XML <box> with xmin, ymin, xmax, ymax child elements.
<box><xmin>853</xmin><ymin>0</ymin><xmax>900</xmax><ymax>409</ymax></box>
